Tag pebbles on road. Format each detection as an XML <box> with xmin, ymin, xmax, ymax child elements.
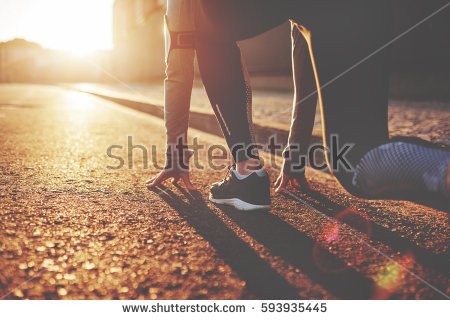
<box><xmin>0</xmin><ymin>84</ymin><xmax>448</xmax><ymax>300</ymax></box>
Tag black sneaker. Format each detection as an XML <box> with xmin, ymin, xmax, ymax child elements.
<box><xmin>209</xmin><ymin>166</ymin><xmax>271</xmax><ymax>211</ymax></box>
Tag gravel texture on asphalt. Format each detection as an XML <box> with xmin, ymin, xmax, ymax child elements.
<box><xmin>0</xmin><ymin>84</ymin><xmax>448</xmax><ymax>300</ymax></box>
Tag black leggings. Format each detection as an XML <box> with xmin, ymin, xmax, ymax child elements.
<box><xmin>196</xmin><ymin>0</ymin><xmax>393</xmax><ymax>192</ymax></box>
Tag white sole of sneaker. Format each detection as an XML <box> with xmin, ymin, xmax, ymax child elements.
<box><xmin>209</xmin><ymin>194</ymin><xmax>271</xmax><ymax>211</ymax></box>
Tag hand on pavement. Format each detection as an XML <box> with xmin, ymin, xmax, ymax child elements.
<box><xmin>146</xmin><ymin>169</ymin><xmax>195</xmax><ymax>191</ymax></box>
<box><xmin>274</xmin><ymin>171</ymin><xmax>310</xmax><ymax>193</ymax></box>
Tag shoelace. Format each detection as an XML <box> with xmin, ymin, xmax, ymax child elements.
<box><xmin>216</xmin><ymin>165</ymin><xmax>235</xmax><ymax>187</ymax></box>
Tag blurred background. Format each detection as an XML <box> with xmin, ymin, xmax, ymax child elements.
<box><xmin>0</xmin><ymin>0</ymin><xmax>449</xmax><ymax>100</ymax></box>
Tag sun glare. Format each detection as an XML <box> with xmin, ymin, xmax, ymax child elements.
<box><xmin>0</xmin><ymin>0</ymin><xmax>113</xmax><ymax>54</ymax></box>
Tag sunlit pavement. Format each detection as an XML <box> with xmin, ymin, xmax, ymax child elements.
<box><xmin>0</xmin><ymin>84</ymin><xmax>448</xmax><ymax>300</ymax></box>
<box><xmin>69</xmin><ymin>82</ymin><xmax>450</xmax><ymax>146</ymax></box>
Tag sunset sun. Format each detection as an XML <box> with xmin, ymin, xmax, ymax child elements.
<box><xmin>0</xmin><ymin>0</ymin><xmax>113</xmax><ymax>53</ymax></box>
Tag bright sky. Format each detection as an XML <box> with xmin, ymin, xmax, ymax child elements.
<box><xmin>0</xmin><ymin>0</ymin><xmax>114</xmax><ymax>53</ymax></box>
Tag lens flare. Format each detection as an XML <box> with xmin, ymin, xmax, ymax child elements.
<box><xmin>373</xmin><ymin>253</ymin><xmax>415</xmax><ymax>299</ymax></box>
<box><xmin>324</xmin><ymin>223</ymin><xmax>340</xmax><ymax>243</ymax></box>
<box><xmin>313</xmin><ymin>208</ymin><xmax>372</xmax><ymax>274</ymax></box>
<box><xmin>376</xmin><ymin>262</ymin><xmax>403</xmax><ymax>291</ymax></box>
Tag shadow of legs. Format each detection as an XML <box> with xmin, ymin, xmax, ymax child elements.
<box><xmin>151</xmin><ymin>186</ymin><xmax>301</xmax><ymax>299</ymax></box>
<box><xmin>284</xmin><ymin>188</ymin><xmax>449</xmax><ymax>277</ymax></box>
<box><xmin>218</xmin><ymin>205</ymin><xmax>374</xmax><ymax>299</ymax></box>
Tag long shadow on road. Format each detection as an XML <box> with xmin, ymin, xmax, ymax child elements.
<box><xmin>153</xmin><ymin>185</ymin><xmax>374</xmax><ymax>299</ymax></box>
<box><xmin>284</xmin><ymin>189</ymin><xmax>450</xmax><ymax>277</ymax></box>
<box><xmin>153</xmin><ymin>186</ymin><xmax>301</xmax><ymax>299</ymax></box>
<box><xmin>218</xmin><ymin>206</ymin><xmax>374</xmax><ymax>299</ymax></box>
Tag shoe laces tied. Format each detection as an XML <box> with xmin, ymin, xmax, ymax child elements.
<box><xmin>217</xmin><ymin>164</ymin><xmax>235</xmax><ymax>186</ymax></box>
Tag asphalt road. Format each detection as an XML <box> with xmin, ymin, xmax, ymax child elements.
<box><xmin>71</xmin><ymin>83</ymin><xmax>450</xmax><ymax>145</ymax></box>
<box><xmin>0</xmin><ymin>84</ymin><xmax>448</xmax><ymax>300</ymax></box>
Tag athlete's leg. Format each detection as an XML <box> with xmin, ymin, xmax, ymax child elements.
<box><xmin>353</xmin><ymin>139</ymin><xmax>450</xmax><ymax>198</ymax></box>
<box><xmin>289</xmin><ymin>1</ymin><xmax>450</xmax><ymax>198</ymax></box>
<box><xmin>198</xmin><ymin>0</ymin><xmax>449</xmax><ymax>199</ymax></box>
<box><xmin>197</xmin><ymin>0</ymin><xmax>391</xmax><ymax>184</ymax></box>
<box><xmin>197</xmin><ymin>0</ymin><xmax>292</xmax><ymax>44</ymax></box>
<box><xmin>196</xmin><ymin>30</ymin><xmax>270</xmax><ymax>211</ymax></box>
<box><xmin>195</xmin><ymin>1</ymin><xmax>295</xmax><ymax>168</ymax></box>
<box><xmin>289</xmin><ymin>1</ymin><xmax>392</xmax><ymax>192</ymax></box>
<box><xmin>196</xmin><ymin>39</ymin><xmax>259</xmax><ymax>165</ymax></box>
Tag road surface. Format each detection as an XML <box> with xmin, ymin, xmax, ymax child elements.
<box><xmin>71</xmin><ymin>82</ymin><xmax>450</xmax><ymax>145</ymax></box>
<box><xmin>0</xmin><ymin>84</ymin><xmax>448</xmax><ymax>299</ymax></box>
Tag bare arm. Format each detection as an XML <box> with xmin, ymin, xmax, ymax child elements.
<box><xmin>276</xmin><ymin>24</ymin><xmax>317</xmax><ymax>192</ymax></box>
<box><xmin>147</xmin><ymin>0</ymin><xmax>196</xmax><ymax>189</ymax></box>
